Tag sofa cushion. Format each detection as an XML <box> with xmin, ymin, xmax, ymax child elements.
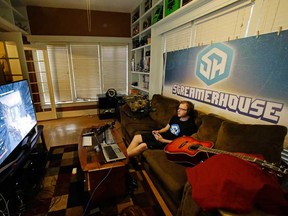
<box><xmin>215</xmin><ymin>121</ymin><xmax>287</xmax><ymax>163</ymax></box>
<box><xmin>193</xmin><ymin>110</ymin><xmax>206</xmax><ymax>129</ymax></box>
<box><xmin>192</xmin><ymin>114</ymin><xmax>227</xmax><ymax>143</ymax></box>
<box><xmin>142</xmin><ymin>150</ymin><xmax>187</xmax><ymax>205</ymax></box>
<box><xmin>149</xmin><ymin>94</ymin><xmax>179</xmax><ymax>127</ymax></box>
<box><xmin>125</xmin><ymin>121</ymin><xmax>159</xmax><ymax>138</ymax></box>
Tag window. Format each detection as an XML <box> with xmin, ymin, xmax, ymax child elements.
<box><xmin>193</xmin><ymin>3</ymin><xmax>253</xmax><ymax>46</ymax></box>
<box><xmin>47</xmin><ymin>44</ymin><xmax>72</xmax><ymax>103</ymax></box>
<box><xmin>0</xmin><ymin>41</ymin><xmax>23</xmax><ymax>82</ymax></box>
<box><xmin>164</xmin><ymin>23</ymin><xmax>193</xmax><ymax>53</ymax></box>
<box><xmin>101</xmin><ymin>45</ymin><xmax>128</xmax><ymax>93</ymax></box>
<box><xmin>163</xmin><ymin>3</ymin><xmax>254</xmax><ymax>52</ymax></box>
<box><xmin>71</xmin><ymin>44</ymin><xmax>101</xmax><ymax>101</ymax></box>
<box><xmin>31</xmin><ymin>49</ymin><xmax>51</xmax><ymax>106</ymax></box>
<box><xmin>47</xmin><ymin>43</ymin><xmax>128</xmax><ymax>104</ymax></box>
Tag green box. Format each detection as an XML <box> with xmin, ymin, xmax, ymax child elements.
<box><xmin>165</xmin><ymin>0</ymin><xmax>180</xmax><ymax>16</ymax></box>
<box><xmin>152</xmin><ymin>6</ymin><xmax>163</xmax><ymax>24</ymax></box>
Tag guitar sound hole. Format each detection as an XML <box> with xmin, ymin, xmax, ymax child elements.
<box><xmin>188</xmin><ymin>144</ymin><xmax>200</xmax><ymax>150</ymax></box>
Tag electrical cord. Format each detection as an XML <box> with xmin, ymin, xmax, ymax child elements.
<box><xmin>0</xmin><ymin>193</ymin><xmax>10</xmax><ymax>216</ymax></box>
<box><xmin>82</xmin><ymin>164</ymin><xmax>115</xmax><ymax>216</ymax></box>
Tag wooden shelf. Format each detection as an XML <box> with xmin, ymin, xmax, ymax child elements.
<box><xmin>0</xmin><ymin>16</ymin><xmax>28</xmax><ymax>34</ymax></box>
<box><xmin>131</xmin><ymin>85</ymin><xmax>149</xmax><ymax>93</ymax></box>
<box><xmin>0</xmin><ymin>0</ymin><xmax>30</xmax><ymax>34</ymax></box>
<box><xmin>130</xmin><ymin>0</ymin><xmax>162</xmax><ymax>96</ymax></box>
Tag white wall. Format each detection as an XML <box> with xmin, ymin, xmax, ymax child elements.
<box><xmin>149</xmin><ymin>0</ymin><xmax>288</xmax><ymax>96</ymax></box>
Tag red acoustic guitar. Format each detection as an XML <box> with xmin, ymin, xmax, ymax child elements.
<box><xmin>164</xmin><ymin>136</ymin><xmax>288</xmax><ymax>176</ymax></box>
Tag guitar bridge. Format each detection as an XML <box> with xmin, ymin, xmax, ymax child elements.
<box><xmin>178</xmin><ymin>141</ymin><xmax>188</xmax><ymax>148</ymax></box>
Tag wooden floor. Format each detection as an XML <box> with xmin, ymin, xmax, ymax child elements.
<box><xmin>39</xmin><ymin>115</ymin><xmax>114</xmax><ymax>150</ymax></box>
<box><xmin>38</xmin><ymin>114</ymin><xmax>173</xmax><ymax>216</ymax></box>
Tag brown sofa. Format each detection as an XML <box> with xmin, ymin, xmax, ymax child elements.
<box><xmin>120</xmin><ymin>94</ymin><xmax>190</xmax><ymax>143</ymax></box>
<box><xmin>119</xmin><ymin>94</ymin><xmax>288</xmax><ymax>215</ymax></box>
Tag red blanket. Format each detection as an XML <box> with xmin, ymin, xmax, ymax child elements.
<box><xmin>186</xmin><ymin>154</ymin><xmax>288</xmax><ymax>215</ymax></box>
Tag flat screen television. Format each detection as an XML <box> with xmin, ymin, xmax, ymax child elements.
<box><xmin>0</xmin><ymin>80</ymin><xmax>37</xmax><ymax>169</ymax></box>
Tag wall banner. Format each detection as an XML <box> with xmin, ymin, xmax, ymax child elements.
<box><xmin>164</xmin><ymin>30</ymin><xmax>288</xmax><ymax>129</ymax></box>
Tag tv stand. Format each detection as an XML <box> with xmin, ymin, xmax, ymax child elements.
<box><xmin>0</xmin><ymin>125</ymin><xmax>47</xmax><ymax>214</ymax></box>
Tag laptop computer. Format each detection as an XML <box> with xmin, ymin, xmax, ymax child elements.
<box><xmin>100</xmin><ymin>143</ymin><xmax>126</xmax><ymax>163</ymax></box>
<box><xmin>95</xmin><ymin>128</ymin><xmax>126</xmax><ymax>163</ymax></box>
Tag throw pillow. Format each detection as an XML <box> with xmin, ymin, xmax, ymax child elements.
<box><xmin>123</xmin><ymin>95</ymin><xmax>151</xmax><ymax>118</ymax></box>
<box><xmin>127</xmin><ymin>99</ymin><xmax>149</xmax><ymax>112</ymax></box>
<box><xmin>186</xmin><ymin>154</ymin><xmax>288</xmax><ymax>215</ymax></box>
<box><xmin>215</xmin><ymin>122</ymin><xmax>287</xmax><ymax>163</ymax></box>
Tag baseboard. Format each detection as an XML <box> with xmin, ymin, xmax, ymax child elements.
<box><xmin>56</xmin><ymin>109</ymin><xmax>97</xmax><ymax>118</ymax></box>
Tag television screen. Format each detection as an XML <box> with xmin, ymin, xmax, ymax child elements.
<box><xmin>0</xmin><ymin>80</ymin><xmax>37</xmax><ymax>167</ymax></box>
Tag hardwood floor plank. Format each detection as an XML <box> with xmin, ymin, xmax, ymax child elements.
<box><xmin>38</xmin><ymin>115</ymin><xmax>114</xmax><ymax>150</ymax></box>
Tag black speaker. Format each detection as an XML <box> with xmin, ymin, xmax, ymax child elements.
<box><xmin>106</xmin><ymin>88</ymin><xmax>117</xmax><ymax>98</ymax></box>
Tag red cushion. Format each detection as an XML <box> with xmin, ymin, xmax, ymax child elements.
<box><xmin>186</xmin><ymin>154</ymin><xmax>288</xmax><ymax>215</ymax></box>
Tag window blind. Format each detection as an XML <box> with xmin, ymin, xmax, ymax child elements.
<box><xmin>70</xmin><ymin>44</ymin><xmax>101</xmax><ymax>100</ymax></box>
<box><xmin>193</xmin><ymin>4</ymin><xmax>253</xmax><ymax>46</ymax></box>
<box><xmin>163</xmin><ymin>3</ymin><xmax>256</xmax><ymax>52</ymax></box>
<box><xmin>164</xmin><ymin>23</ymin><xmax>193</xmax><ymax>53</ymax></box>
<box><xmin>256</xmin><ymin>0</ymin><xmax>288</xmax><ymax>34</ymax></box>
<box><xmin>101</xmin><ymin>45</ymin><xmax>128</xmax><ymax>94</ymax></box>
<box><xmin>46</xmin><ymin>43</ymin><xmax>128</xmax><ymax>104</ymax></box>
<box><xmin>47</xmin><ymin>45</ymin><xmax>72</xmax><ymax>103</ymax></box>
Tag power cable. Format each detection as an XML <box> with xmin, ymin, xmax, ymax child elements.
<box><xmin>82</xmin><ymin>164</ymin><xmax>115</xmax><ymax>216</ymax></box>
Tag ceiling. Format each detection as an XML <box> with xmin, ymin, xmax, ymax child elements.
<box><xmin>14</xmin><ymin>0</ymin><xmax>142</xmax><ymax>13</ymax></box>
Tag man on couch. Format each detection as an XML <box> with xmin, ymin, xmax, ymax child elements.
<box><xmin>127</xmin><ymin>101</ymin><xmax>198</xmax><ymax>157</ymax></box>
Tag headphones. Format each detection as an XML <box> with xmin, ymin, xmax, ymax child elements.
<box><xmin>179</xmin><ymin>101</ymin><xmax>194</xmax><ymax>116</ymax></box>
<box><xmin>106</xmin><ymin>88</ymin><xmax>117</xmax><ymax>98</ymax></box>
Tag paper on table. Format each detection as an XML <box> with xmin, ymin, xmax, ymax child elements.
<box><xmin>82</xmin><ymin>136</ymin><xmax>92</xmax><ymax>146</ymax></box>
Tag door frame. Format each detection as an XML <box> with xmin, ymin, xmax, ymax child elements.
<box><xmin>23</xmin><ymin>45</ymin><xmax>57</xmax><ymax>121</ymax></box>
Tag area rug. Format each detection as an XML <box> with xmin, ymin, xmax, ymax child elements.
<box><xmin>22</xmin><ymin>144</ymin><xmax>164</xmax><ymax>216</ymax></box>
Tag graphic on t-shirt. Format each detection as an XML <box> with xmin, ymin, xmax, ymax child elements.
<box><xmin>170</xmin><ymin>124</ymin><xmax>180</xmax><ymax>136</ymax></box>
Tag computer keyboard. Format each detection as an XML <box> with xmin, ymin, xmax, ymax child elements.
<box><xmin>104</xmin><ymin>129</ymin><xmax>115</xmax><ymax>144</ymax></box>
<box><xmin>103</xmin><ymin>145</ymin><xmax>118</xmax><ymax>159</ymax></box>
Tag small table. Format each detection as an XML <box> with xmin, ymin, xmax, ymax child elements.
<box><xmin>78</xmin><ymin>121</ymin><xmax>129</xmax><ymax>203</ymax></box>
<box><xmin>97</xmin><ymin>94</ymin><xmax>125</xmax><ymax>120</ymax></box>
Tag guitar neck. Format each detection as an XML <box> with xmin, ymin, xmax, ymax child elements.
<box><xmin>198</xmin><ymin>145</ymin><xmax>288</xmax><ymax>176</ymax></box>
<box><xmin>198</xmin><ymin>146</ymin><xmax>260</xmax><ymax>163</ymax></box>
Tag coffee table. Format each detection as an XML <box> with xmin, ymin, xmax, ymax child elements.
<box><xmin>78</xmin><ymin>121</ymin><xmax>129</xmax><ymax>203</ymax></box>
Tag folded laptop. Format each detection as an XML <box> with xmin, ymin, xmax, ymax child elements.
<box><xmin>101</xmin><ymin>143</ymin><xmax>126</xmax><ymax>163</ymax></box>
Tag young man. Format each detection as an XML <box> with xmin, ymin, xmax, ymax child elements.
<box><xmin>127</xmin><ymin>101</ymin><xmax>197</xmax><ymax>158</ymax></box>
